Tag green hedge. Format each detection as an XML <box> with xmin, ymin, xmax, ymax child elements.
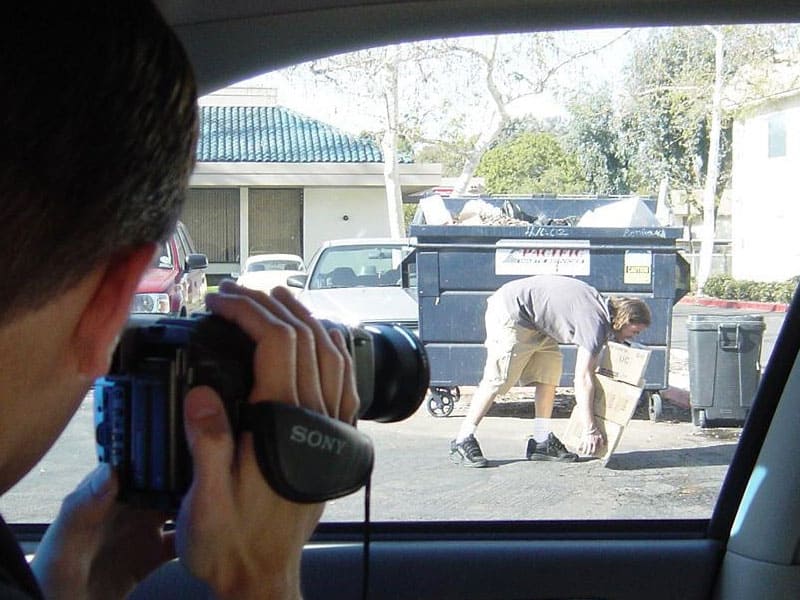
<box><xmin>702</xmin><ymin>275</ymin><xmax>799</xmax><ymax>304</ymax></box>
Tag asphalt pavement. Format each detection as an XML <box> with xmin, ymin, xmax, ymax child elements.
<box><xmin>327</xmin><ymin>301</ymin><xmax>787</xmax><ymax>522</ymax></box>
<box><xmin>0</xmin><ymin>303</ymin><xmax>788</xmax><ymax>524</ymax></box>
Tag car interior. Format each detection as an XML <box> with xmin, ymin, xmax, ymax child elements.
<box><xmin>328</xmin><ymin>266</ymin><xmax>360</xmax><ymax>287</ymax></box>
<box><xmin>307</xmin><ymin>245</ymin><xmax>414</xmax><ymax>289</ymax></box>
<box><xmin>8</xmin><ymin>1</ymin><xmax>800</xmax><ymax>599</ymax></box>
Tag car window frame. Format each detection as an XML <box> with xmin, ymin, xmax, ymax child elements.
<box><xmin>6</xmin><ymin>10</ymin><xmax>800</xmax><ymax>596</ymax></box>
<box><xmin>174</xmin><ymin>223</ymin><xmax>192</xmax><ymax>268</ymax></box>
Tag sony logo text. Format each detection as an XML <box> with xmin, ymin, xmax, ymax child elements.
<box><xmin>290</xmin><ymin>425</ymin><xmax>347</xmax><ymax>455</ymax></box>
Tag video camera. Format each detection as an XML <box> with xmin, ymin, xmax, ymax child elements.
<box><xmin>94</xmin><ymin>313</ymin><xmax>429</xmax><ymax>511</ymax></box>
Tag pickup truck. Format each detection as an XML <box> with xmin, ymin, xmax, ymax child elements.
<box><xmin>131</xmin><ymin>220</ymin><xmax>208</xmax><ymax>316</ymax></box>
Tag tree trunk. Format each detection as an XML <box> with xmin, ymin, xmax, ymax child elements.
<box><xmin>452</xmin><ymin>37</ymin><xmax>509</xmax><ymax>196</ymax></box>
<box><xmin>381</xmin><ymin>56</ymin><xmax>405</xmax><ymax>238</ymax></box>
<box><xmin>655</xmin><ymin>176</ymin><xmax>671</xmax><ymax>226</ymax></box>
<box><xmin>452</xmin><ymin>114</ymin><xmax>503</xmax><ymax>195</ymax></box>
<box><xmin>697</xmin><ymin>27</ymin><xmax>724</xmax><ymax>295</ymax></box>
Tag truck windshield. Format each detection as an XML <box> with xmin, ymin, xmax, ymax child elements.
<box><xmin>150</xmin><ymin>241</ymin><xmax>173</xmax><ymax>269</ymax></box>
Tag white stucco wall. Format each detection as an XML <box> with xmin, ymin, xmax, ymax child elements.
<box><xmin>303</xmin><ymin>187</ymin><xmax>393</xmax><ymax>258</ymax></box>
<box><xmin>189</xmin><ymin>161</ymin><xmax>441</xmax><ymax>273</ymax></box>
<box><xmin>731</xmin><ymin>97</ymin><xmax>800</xmax><ymax>281</ymax></box>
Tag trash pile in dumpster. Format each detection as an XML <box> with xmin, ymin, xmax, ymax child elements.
<box><xmin>456</xmin><ymin>198</ymin><xmax>577</xmax><ymax>227</ymax></box>
<box><xmin>416</xmin><ymin>194</ymin><xmax>662</xmax><ymax>229</ymax></box>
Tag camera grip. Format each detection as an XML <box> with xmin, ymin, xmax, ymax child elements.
<box><xmin>240</xmin><ymin>402</ymin><xmax>374</xmax><ymax>503</ymax></box>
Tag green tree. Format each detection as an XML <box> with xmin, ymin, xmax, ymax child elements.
<box><xmin>620</xmin><ymin>25</ymin><xmax>800</xmax><ymax>290</ymax></box>
<box><xmin>620</xmin><ymin>25</ymin><xmax>799</xmax><ymax>193</ymax></box>
<box><xmin>444</xmin><ymin>32</ymin><xmax>628</xmax><ymax>195</ymax></box>
<box><xmin>621</xmin><ymin>28</ymin><xmax>718</xmax><ymax>192</ymax></box>
<box><xmin>564</xmin><ymin>83</ymin><xmax>643</xmax><ymax>194</ymax></box>
<box><xmin>414</xmin><ymin>125</ymin><xmax>478</xmax><ymax>177</ymax></box>
<box><xmin>414</xmin><ymin>115</ymin><xmax>565</xmax><ymax>178</ymax></box>
<box><xmin>475</xmin><ymin>131</ymin><xmax>586</xmax><ymax>194</ymax></box>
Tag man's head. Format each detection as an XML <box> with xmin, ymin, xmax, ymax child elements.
<box><xmin>0</xmin><ymin>1</ymin><xmax>198</xmax><ymax>326</ymax></box>
<box><xmin>0</xmin><ymin>2</ymin><xmax>198</xmax><ymax>494</ymax></box>
<box><xmin>608</xmin><ymin>297</ymin><xmax>652</xmax><ymax>342</ymax></box>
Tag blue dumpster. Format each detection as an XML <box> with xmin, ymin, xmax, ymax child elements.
<box><xmin>408</xmin><ymin>195</ymin><xmax>690</xmax><ymax>418</ymax></box>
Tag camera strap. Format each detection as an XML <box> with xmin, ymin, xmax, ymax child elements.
<box><xmin>240</xmin><ymin>401</ymin><xmax>375</xmax><ymax>503</ymax></box>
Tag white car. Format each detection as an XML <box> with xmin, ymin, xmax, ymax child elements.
<box><xmin>287</xmin><ymin>238</ymin><xmax>418</xmax><ymax>331</ymax></box>
<box><xmin>235</xmin><ymin>253</ymin><xmax>305</xmax><ymax>294</ymax></box>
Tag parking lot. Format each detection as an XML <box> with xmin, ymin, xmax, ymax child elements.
<box><xmin>330</xmin><ymin>301</ymin><xmax>786</xmax><ymax>521</ymax></box>
<box><xmin>0</xmin><ymin>302</ymin><xmax>786</xmax><ymax>524</ymax></box>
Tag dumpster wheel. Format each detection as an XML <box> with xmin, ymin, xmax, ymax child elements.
<box><xmin>427</xmin><ymin>386</ymin><xmax>460</xmax><ymax>417</ymax></box>
<box><xmin>692</xmin><ymin>409</ymin><xmax>707</xmax><ymax>428</ymax></box>
<box><xmin>647</xmin><ymin>392</ymin><xmax>663</xmax><ymax>422</ymax></box>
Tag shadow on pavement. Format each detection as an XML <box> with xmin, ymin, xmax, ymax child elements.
<box><xmin>604</xmin><ymin>444</ymin><xmax>737</xmax><ymax>470</ymax></box>
<box><xmin>486</xmin><ymin>394</ymin><xmax>694</xmax><ymax>424</ymax></box>
<box><xmin>485</xmin><ymin>395</ymin><xmax>576</xmax><ymax>418</ymax></box>
<box><xmin>486</xmin><ymin>400</ymin><xmax>537</xmax><ymax>418</ymax></box>
<box><xmin>484</xmin><ymin>458</ymin><xmax>529</xmax><ymax>468</ymax></box>
<box><xmin>485</xmin><ymin>456</ymin><xmax>599</xmax><ymax>467</ymax></box>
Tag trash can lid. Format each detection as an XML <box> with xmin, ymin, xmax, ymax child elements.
<box><xmin>686</xmin><ymin>313</ymin><xmax>766</xmax><ymax>331</ymax></box>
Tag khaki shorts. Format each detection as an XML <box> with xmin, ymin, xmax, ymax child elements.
<box><xmin>476</xmin><ymin>296</ymin><xmax>563</xmax><ymax>395</ymax></box>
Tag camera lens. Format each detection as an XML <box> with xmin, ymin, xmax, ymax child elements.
<box><xmin>320</xmin><ymin>320</ymin><xmax>429</xmax><ymax>422</ymax></box>
<box><xmin>357</xmin><ymin>324</ymin><xmax>429</xmax><ymax>422</ymax></box>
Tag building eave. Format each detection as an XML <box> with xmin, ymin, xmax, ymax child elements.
<box><xmin>190</xmin><ymin>161</ymin><xmax>441</xmax><ymax>191</ymax></box>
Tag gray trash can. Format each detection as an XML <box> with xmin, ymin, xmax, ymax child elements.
<box><xmin>687</xmin><ymin>314</ymin><xmax>766</xmax><ymax>427</ymax></box>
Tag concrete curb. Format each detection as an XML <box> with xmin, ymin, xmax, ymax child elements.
<box><xmin>679</xmin><ymin>295</ymin><xmax>789</xmax><ymax>313</ymax></box>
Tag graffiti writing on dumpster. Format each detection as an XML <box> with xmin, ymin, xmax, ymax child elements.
<box><xmin>524</xmin><ymin>226</ymin><xmax>571</xmax><ymax>238</ymax></box>
<box><xmin>495</xmin><ymin>241</ymin><xmax>590</xmax><ymax>276</ymax></box>
<box><xmin>623</xmin><ymin>228</ymin><xmax>666</xmax><ymax>238</ymax></box>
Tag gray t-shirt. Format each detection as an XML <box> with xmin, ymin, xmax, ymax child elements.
<box><xmin>493</xmin><ymin>275</ymin><xmax>611</xmax><ymax>355</ymax></box>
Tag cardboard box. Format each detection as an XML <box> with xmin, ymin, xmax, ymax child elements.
<box><xmin>598</xmin><ymin>341</ymin><xmax>651</xmax><ymax>387</ymax></box>
<box><xmin>564</xmin><ymin>342</ymin><xmax>652</xmax><ymax>465</ymax></box>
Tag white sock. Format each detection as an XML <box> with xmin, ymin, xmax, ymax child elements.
<box><xmin>532</xmin><ymin>418</ymin><xmax>553</xmax><ymax>443</ymax></box>
<box><xmin>456</xmin><ymin>422</ymin><xmax>477</xmax><ymax>443</ymax></box>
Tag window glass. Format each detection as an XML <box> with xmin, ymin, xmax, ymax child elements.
<box><xmin>247</xmin><ymin>259</ymin><xmax>303</xmax><ymax>272</ymax></box>
<box><xmin>768</xmin><ymin>114</ymin><xmax>787</xmax><ymax>158</ymax></box>
<box><xmin>310</xmin><ymin>246</ymin><xmax>413</xmax><ymax>289</ymax></box>
<box><xmin>2</xmin><ymin>22</ymin><xmax>797</xmax><ymax>526</ymax></box>
<box><xmin>177</xmin><ymin>222</ymin><xmax>199</xmax><ymax>255</ymax></box>
<box><xmin>150</xmin><ymin>241</ymin><xmax>173</xmax><ymax>269</ymax></box>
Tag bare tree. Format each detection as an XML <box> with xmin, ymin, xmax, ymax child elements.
<box><xmin>283</xmin><ymin>32</ymin><xmax>630</xmax><ymax>235</ymax></box>
<box><xmin>445</xmin><ymin>32</ymin><xmax>630</xmax><ymax>195</ymax></box>
<box><xmin>299</xmin><ymin>43</ymin><xmax>446</xmax><ymax>238</ymax></box>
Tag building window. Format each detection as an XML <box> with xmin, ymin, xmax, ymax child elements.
<box><xmin>768</xmin><ymin>114</ymin><xmax>786</xmax><ymax>158</ymax></box>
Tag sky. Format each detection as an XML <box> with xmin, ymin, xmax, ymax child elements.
<box><xmin>201</xmin><ymin>28</ymin><xmax>635</xmax><ymax>137</ymax></box>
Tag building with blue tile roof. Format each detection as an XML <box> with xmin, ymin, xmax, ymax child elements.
<box><xmin>184</xmin><ymin>101</ymin><xmax>441</xmax><ymax>279</ymax></box>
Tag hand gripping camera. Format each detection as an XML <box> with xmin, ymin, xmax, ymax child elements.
<box><xmin>94</xmin><ymin>314</ymin><xmax>429</xmax><ymax>511</ymax></box>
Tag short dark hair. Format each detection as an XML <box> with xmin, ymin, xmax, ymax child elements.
<box><xmin>0</xmin><ymin>1</ymin><xmax>198</xmax><ymax>324</ymax></box>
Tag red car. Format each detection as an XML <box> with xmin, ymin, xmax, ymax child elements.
<box><xmin>131</xmin><ymin>221</ymin><xmax>208</xmax><ymax>316</ymax></box>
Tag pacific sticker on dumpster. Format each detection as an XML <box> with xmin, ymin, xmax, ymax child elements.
<box><xmin>623</xmin><ymin>250</ymin><xmax>652</xmax><ymax>284</ymax></box>
<box><xmin>495</xmin><ymin>240</ymin><xmax>590</xmax><ymax>276</ymax></box>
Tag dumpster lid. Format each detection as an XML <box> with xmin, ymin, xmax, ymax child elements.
<box><xmin>686</xmin><ymin>314</ymin><xmax>766</xmax><ymax>330</ymax></box>
<box><xmin>409</xmin><ymin>195</ymin><xmax>683</xmax><ymax>241</ymax></box>
<box><xmin>408</xmin><ymin>224</ymin><xmax>684</xmax><ymax>241</ymax></box>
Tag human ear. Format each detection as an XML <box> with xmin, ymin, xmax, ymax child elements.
<box><xmin>74</xmin><ymin>243</ymin><xmax>156</xmax><ymax>379</ymax></box>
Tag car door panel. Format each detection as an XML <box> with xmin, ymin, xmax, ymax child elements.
<box><xmin>132</xmin><ymin>533</ymin><xmax>723</xmax><ymax>599</ymax></box>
